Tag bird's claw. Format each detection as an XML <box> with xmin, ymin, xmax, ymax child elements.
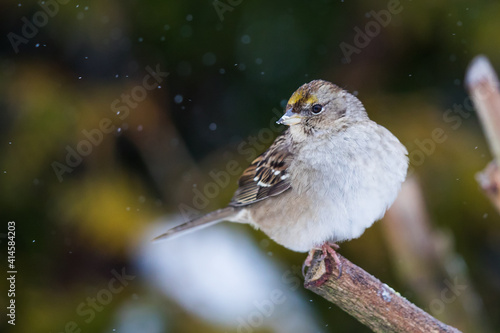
<box><xmin>302</xmin><ymin>243</ymin><xmax>342</xmax><ymax>280</ymax></box>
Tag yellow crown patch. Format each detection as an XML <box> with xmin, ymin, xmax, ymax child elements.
<box><xmin>287</xmin><ymin>89</ymin><xmax>318</xmax><ymax>106</ymax></box>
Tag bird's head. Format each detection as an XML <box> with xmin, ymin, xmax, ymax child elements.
<box><xmin>277</xmin><ymin>80</ymin><xmax>367</xmax><ymax>137</ymax></box>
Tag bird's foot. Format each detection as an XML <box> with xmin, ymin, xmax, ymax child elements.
<box><xmin>302</xmin><ymin>242</ymin><xmax>342</xmax><ymax>280</ymax></box>
<box><xmin>320</xmin><ymin>242</ymin><xmax>342</xmax><ymax>279</ymax></box>
<box><xmin>302</xmin><ymin>250</ymin><xmax>315</xmax><ymax>277</ymax></box>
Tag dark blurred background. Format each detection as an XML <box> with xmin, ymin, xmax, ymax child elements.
<box><xmin>1</xmin><ymin>0</ymin><xmax>500</xmax><ymax>332</ymax></box>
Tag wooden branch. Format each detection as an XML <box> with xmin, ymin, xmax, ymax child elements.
<box><xmin>383</xmin><ymin>178</ymin><xmax>491</xmax><ymax>332</ymax></box>
<box><xmin>465</xmin><ymin>56</ymin><xmax>500</xmax><ymax>162</ymax></box>
<box><xmin>304</xmin><ymin>253</ymin><xmax>461</xmax><ymax>333</ymax></box>
<box><xmin>465</xmin><ymin>55</ymin><xmax>500</xmax><ymax>213</ymax></box>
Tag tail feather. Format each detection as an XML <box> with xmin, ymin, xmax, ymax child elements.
<box><xmin>153</xmin><ymin>207</ymin><xmax>236</xmax><ymax>242</ymax></box>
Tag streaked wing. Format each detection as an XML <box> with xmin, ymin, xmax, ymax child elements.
<box><xmin>230</xmin><ymin>131</ymin><xmax>293</xmax><ymax>207</ymax></box>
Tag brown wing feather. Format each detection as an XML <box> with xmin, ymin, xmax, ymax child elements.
<box><xmin>230</xmin><ymin>131</ymin><xmax>293</xmax><ymax>207</ymax></box>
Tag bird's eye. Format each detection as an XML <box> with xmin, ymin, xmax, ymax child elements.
<box><xmin>312</xmin><ymin>104</ymin><xmax>323</xmax><ymax>114</ymax></box>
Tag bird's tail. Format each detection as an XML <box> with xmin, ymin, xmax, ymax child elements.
<box><xmin>152</xmin><ymin>207</ymin><xmax>237</xmax><ymax>242</ymax></box>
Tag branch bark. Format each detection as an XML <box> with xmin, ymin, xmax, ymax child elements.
<box><xmin>465</xmin><ymin>55</ymin><xmax>500</xmax><ymax>213</ymax></box>
<box><xmin>304</xmin><ymin>253</ymin><xmax>461</xmax><ymax>333</ymax></box>
<box><xmin>383</xmin><ymin>178</ymin><xmax>491</xmax><ymax>332</ymax></box>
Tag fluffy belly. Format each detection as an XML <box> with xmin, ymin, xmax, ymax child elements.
<box><xmin>247</xmin><ymin>125</ymin><xmax>407</xmax><ymax>252</ymax></box>
<box><xmin>249</xmin><ymin>191</ymin><xmax>379</xmax><ymax>252</ymax></box>
<box><xmin>249</xmin><ymin>169</ymin><xmax>400</xmax><ymax>252</ymax></box>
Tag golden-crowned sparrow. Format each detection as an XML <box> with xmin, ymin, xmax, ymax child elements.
<box><xmin>155</xmin><ymin>80</ymin><xmax>408</xmax><ymax>276</ymax></box>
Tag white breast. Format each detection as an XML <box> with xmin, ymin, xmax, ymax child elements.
<box><xmin>265</xmin><ymin>121</ymin><xmax>408</xmax><ymax>252</ymax></box>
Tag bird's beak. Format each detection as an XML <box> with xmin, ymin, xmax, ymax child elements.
<box><xmin>277</xmin><ymin>108</ymin><xmax>302</xmax><ymax>126</ymax></box>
